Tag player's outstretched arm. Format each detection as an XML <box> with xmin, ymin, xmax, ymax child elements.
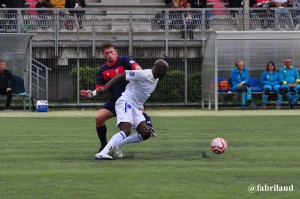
<box><xmin>96</xmin><ymin>73</ymin><xmax>126</xmax><ymax>94</ymax></box>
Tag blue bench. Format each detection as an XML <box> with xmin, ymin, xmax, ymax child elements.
<box><xmin>218</xmin><ymin>77</ymin><xmax>263</xmax><ymax>93</ymax></box>
<box><xmin>0</xmin><ymin>75</ymin><xmax>31</xmax><ymax>110</ymax></box>
<box><xmin>218</xmin><ymin>77</ymin><xmax>264</xmax><ymax>106</ymax></box>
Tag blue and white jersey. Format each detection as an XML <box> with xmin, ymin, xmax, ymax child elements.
<box><xmin>122</xmin><ymin>69</ymin><xmax>158</xmax><ymax>108</ymax></box>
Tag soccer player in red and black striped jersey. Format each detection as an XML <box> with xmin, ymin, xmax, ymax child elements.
<box><xmin>80</xmin><ymin>42</ymin><xmax>153</xmax><ymax>154</ymax></box>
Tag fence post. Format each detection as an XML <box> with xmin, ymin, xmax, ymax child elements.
<box><xmin>92</xmin><ymin>13</ymin><xmax>96</xmax><ymax>57</ymax></box>
<box><xmin>76</xmin><ymin>13</ymin><xmax>80</xmax><ymax>105</ymax></box>
<box><xmin>54</xmin><ymin>10</ymin><xmax>59</xmax><ymax>57</ymax></box>
<box><xmin>165</xmin><ymin>10</ymin><xmax>170</xmax><ymax>57</ymax></box>
<box><xmin>243</xmin><ymin>0</ymin><xmax>250</xmax><ymax>31</ymax></box>
<box><xmin>129</xmin><ymin>12</ymin><xmax>133</xmax><ymax>57</ymax></box>
<box><xmin>183</xmin><ymin>12</ymin><xmax>188</xmax><ymax>104</ymax></box>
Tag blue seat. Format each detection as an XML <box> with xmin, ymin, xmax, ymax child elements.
<box><xmin>7</xmin><ymin>75</ymin><xmax>30</xmax><ymax>110</ymax></box>
<box><xmin>12</xmin><ymin>75</ymin><xmax>26</xmax><ymax>95</ymax></box>
<box><xmin>227</xmin><ymin>77</ymin><xmax>262</xmax><ymax>92</ymax></box>
<box><xmin>218</xmin><ymin>77</ymin><xmax>225</xmax><ymax>83</ymax></box>
<box><xmin>248</xmin><ymin>78</ymin><xmax>262</xmax><ymax>92</ymax></box>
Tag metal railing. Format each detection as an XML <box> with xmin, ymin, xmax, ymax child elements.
<box><xmin>32</xmin><ymin>59</ymin><xmax>52</xmax><ymax>100</ymax></box>
<box><xmin>1</xmin><ymin>7</ymin><xmax>299</xmax><ymax>107</ymax></box>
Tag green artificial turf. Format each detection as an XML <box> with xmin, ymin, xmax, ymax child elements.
<box><xmin>0</xmin><ymin>114</ymin><xmax>299</xmax><ymax>199</ymax></box>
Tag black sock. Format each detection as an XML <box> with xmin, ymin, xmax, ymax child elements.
<box><xmin>143</xmin><ymin>112</ymin><xmax>153</xmax><ymax>127</ymax></box>
<box><xmin>96</xmin><ymin>125</ymin><xmax>107</xmax><ymax>149</ymax></box>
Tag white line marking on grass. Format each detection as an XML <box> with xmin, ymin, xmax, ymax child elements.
<box><xmin>0</xmin><ymin>109</ymin><xmax>300</xmax><ymax>117</ymax></box>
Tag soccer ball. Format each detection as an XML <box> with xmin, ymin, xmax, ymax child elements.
<box><xmin>210</xmin><ymin>137</ymin><xmax>227</xmax><ymax>154</ymax></box>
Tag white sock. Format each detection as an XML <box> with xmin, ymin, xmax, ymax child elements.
<box><xmin>99</xmin><ymin>131</ymin><xmax>126</xmax><ymax>155</ymax></box>
<box><xmin>119</xmin><ymin>132</ymin><xmax>143</xmax><ymax>146</ymax></box>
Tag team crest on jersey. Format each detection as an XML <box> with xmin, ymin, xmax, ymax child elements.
<box><xmin>129</xmin><ymin>72</ymin><xmax>135</xmax><ymax>76</ymax></box>
<box><xmin>129</xmin><ymin>60</ymin><xmax>135</xmax><ymax>64</ymax></box>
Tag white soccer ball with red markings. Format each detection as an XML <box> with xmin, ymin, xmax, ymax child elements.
<box><xmin>210</xmin><ymin>137</ymin><xmax>227</xmax><ymax>154</ymax></box>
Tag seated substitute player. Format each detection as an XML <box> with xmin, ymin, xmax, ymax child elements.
<box><xmin>260</xmin><ymin>61</ymin><xmax>282</xmax><ymax>109</ymax></box>
<box><xmin>94</xmin><ymin>59</ymin><xmax>169</xmax><ymax>160</ymax></box>
<box><xmin>80</xmin><ymin>42</ymin><xmax>154</xmax><ymax>156</ymax></box>
<box><xmin>0</xmin><ymin>59</ymin><xmax>16</xmax><ymax>111</ymax></box>
<box><xmin>231</xmin><ymin>59</ymin><xmax>256</xmax><ymax>110</ymax></box>
<box><xmin>278</xmin><ymin>58</ymin><xmax>300</xmax><ymax>109</ymax></box>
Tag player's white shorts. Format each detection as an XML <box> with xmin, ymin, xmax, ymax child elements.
<box><xmin>115</xmin><ymin>96</ymin><xmax>145</xmax><ymax>129</ymax></box>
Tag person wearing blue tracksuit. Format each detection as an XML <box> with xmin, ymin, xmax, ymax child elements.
<box><xmin>231</xmin><ymin>60</ymin><xmax>256</xmax><ymax>110</ymax></box>
<box><xmin>260</xmin><ymin>61</ymin><xmax>282</xmax><ymax>109</ymax></box>
<box><xmin>279</xmin><ymin>58</ymin><xmax>300</xmax><ymax>108</ymax></box>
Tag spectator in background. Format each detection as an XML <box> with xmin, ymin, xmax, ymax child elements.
<box><xmin>0</xmin><ymin>1</ymin><xmax>8</xmax><ymax>31</ymax></box>
<box><xmin>260</xmin><ymin>61</ymin><xmax>282</xmax><ymax>109</ymax></box>
<box><xmin>231</xmin><ymin>60</ymin><xmax>257</xmax><ymax>110</ymax></box>
<box><xmin>172</xmin><ymin>0</ymin><xmax>187</xmax><ymax>8</ymax></box>
<box><xmin>0</xmin><ymin>60</ymin><xmax>16</xmax><ymax>111</ymax></box>
<box><xmin>252</xmin><ymin>0</ymin><xmax>273</xmax><ymax>29</ymax></box>
<box><xmin>188</xmin><ymin>0</ymin><xmax>211</xmax><ymax>29</ymax></box>
<box><xmin>35</xmin><ymin>0</ymin><xmax>50</xmax><ymax>30</ymax></box>
<box><xmin>292</xmin><ymin>0</ymin><xmax>300</xmax><ymax>29</ymax></box>
<box><xmin>65</xmin><ymin>0</ymin><xmax>86</xmax><ymax>29</ymax></box>
<box><xmin>49</xmin><ymin>0</ymin><xmax>65</xmax><ymax>8</ymax></box>
<box><xmin>165</xmin><ymin>0</ymin><xmax>173</xmax><ymax>6</ymax></box>
<box><xmin>270</xmin><ymin>0</ymin><xmax>290</xmax><ymax>30</ymax></box>
<box><xmin>181</xmin><ymin>3</ymin><xmax>195</xmax><ymax>39</ymax></box>
<box><xmin>170</xmin><ymin>0</ymin><xmax>187</xmax><ymax>29</ymax></box>
<box><xmin>10</xmin><ymin>0</ymin><xmax>25</xmax><ymax>8</ymax></box>
<box><xmin>36</xmin><ymin>0</ymin><xmax>50</xmax><ymax>14</ymax></box>
<box><xmin>49</xmin><ymin>0</ymin><xmax>66</xmax><ymax>29</ymax></box>
<box><xmin>228</xmin><ymin>0</ymin><xmax>243</xmax><ymax>17</ymax></box>
<box><xmin>279</xmin><ymin>58</ymin><xmax>300</xmax><ymax>109</ymax></box>
<box><xmin>0</xmin><ymin>0</ymin><xmax>9</xmax><ymax>8</ymax></box>
<box><xmin>6</xmin><ymin>0</ymin><xmax>25</xmax><ymax>30</ymax></box>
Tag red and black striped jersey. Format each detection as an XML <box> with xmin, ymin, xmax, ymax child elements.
<box><xmin>96</xmin><ymin>56</ymin><xmax>139</xmax><ymax>101</ymax></box>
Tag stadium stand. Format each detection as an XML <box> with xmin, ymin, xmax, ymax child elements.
<box><xmin>28</xmin><ymin>3</ymin><xmax>38</xmax><ymax>15</ymax></box>
<box><xmin>85</xmin><ymin>0</ymin><xmax>167</xmax><ymax>8</ymax></box>
<box><xmin>210</xmin><ymin>3</ymin><xmax>238</xmax><ymax>30</ymax></box>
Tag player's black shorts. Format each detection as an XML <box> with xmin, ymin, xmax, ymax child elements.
<box><xmin>101</xmin><ymin>98</ymin><xmax>117</xmax><ymax>116</ymax></box>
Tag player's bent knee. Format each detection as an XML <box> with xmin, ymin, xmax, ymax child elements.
<box><xmin>139</xmin><ymin>131</ymin><xmax>150</xmax><ymax>140</ymax></box>
<box><xmin>95</xmin><ymin>115</ymin><xmax>106</xmax><ymax>126</ymax></box>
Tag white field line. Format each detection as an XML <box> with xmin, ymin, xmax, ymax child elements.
<box><xmin>0</xmin><ymin>109</ymin><xmax>300</xmax><ymax>117</ymax></box>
